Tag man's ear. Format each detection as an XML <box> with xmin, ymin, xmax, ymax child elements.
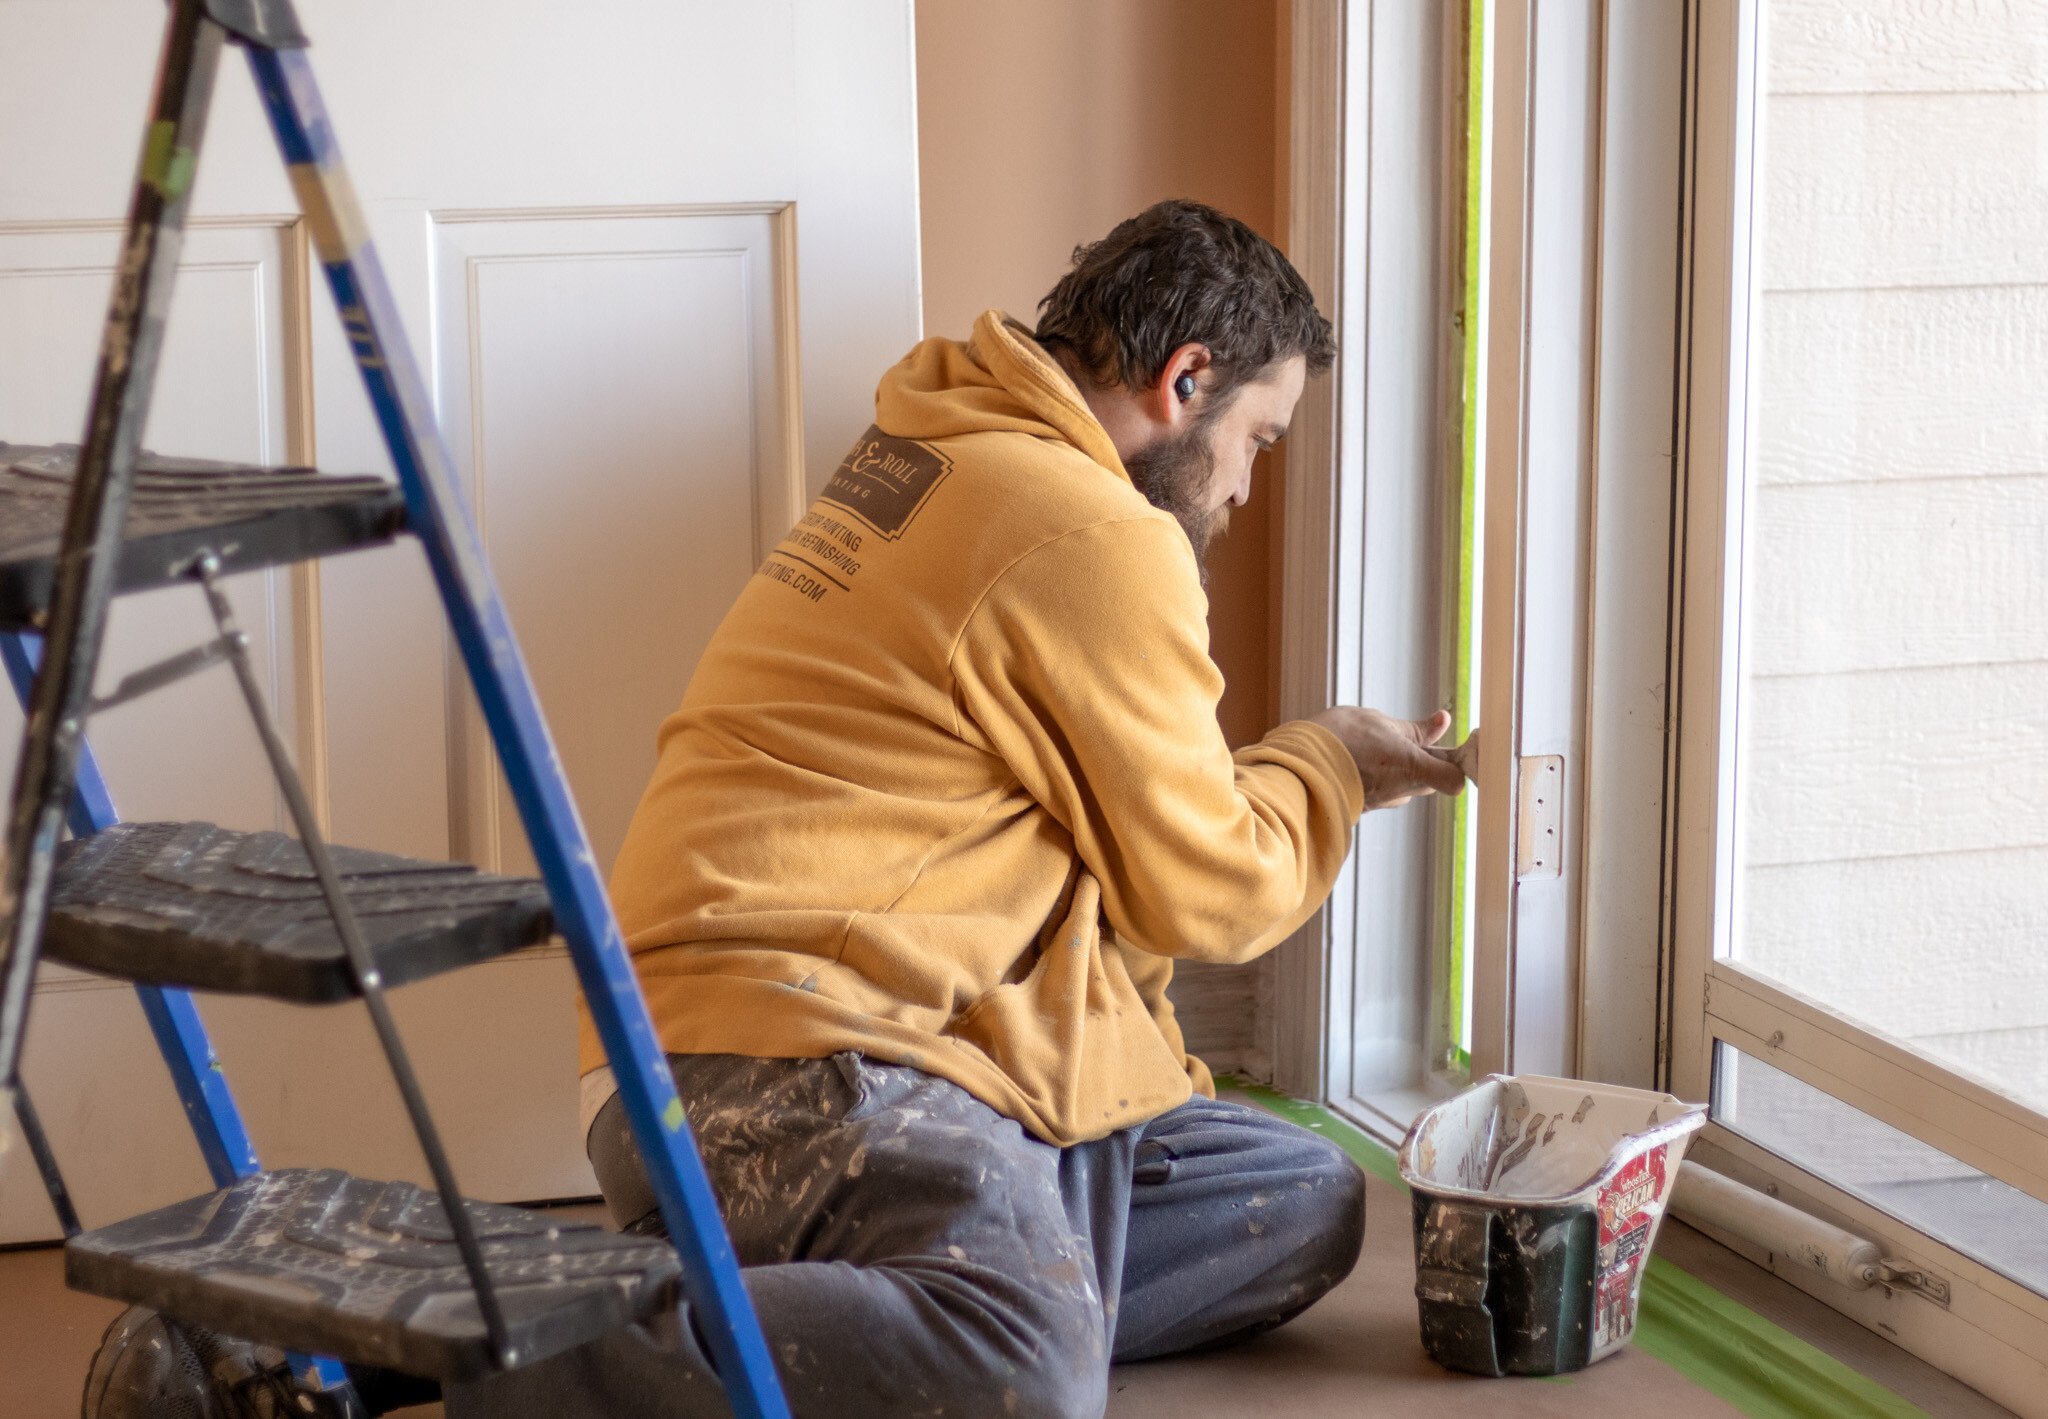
<box><xmin>1154</xmin><ymin>342</ymin><xmax>1214</xmax><ymax>427</ymax></box>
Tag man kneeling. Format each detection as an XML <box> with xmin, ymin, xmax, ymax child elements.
<box><xmin>85</xmin><ymin>199</ymin><xmax>1463</xmax><ymax>1419</ymax></box>
<box><xmin>451</xmin><ymin>200</ymin><xmax>1465</xmax><ymax>1419</ymax></box>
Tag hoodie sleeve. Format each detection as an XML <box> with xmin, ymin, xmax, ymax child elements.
<box><xmin>949</xmin><ymin>514</ymin><xmax>1366</xmax><ymax>965</ymax></box>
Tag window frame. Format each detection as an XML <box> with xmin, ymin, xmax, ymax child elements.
<box><xmin>1666</xmin><ymin>0</ymin><xmax>2048</xmax><ymax>1402</ymax></box>
<box><xmin>1278</xmin><ymin>0</ymin><xmax>1613</xmax><ymax>1134</ymax></box>
<box><xmin>1273</xmin><ymin>0</ymin><xmax>1465</xmax><ymax>1112</ymax></box>
<box><xmin>1285</xmin><ymin>0</ymin><xmax>2048</xmax><ymax>1400</ymax></box>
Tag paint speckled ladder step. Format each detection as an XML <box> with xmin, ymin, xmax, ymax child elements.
<box><xmin>0</xmin><ymin>441</ymin><xmax>407</xmax><ymax>632</ymax></box>
<box><xmin>44</xmin><ymin>820</ymin><xmax>555</xmax><ymax>1002</ymax></box>
<box><xmin>67</xmin><ymin>1168</ymin><xmax>683</xmax><ymax>1382</ymax></box>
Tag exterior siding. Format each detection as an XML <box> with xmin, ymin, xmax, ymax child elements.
<box><xmin>1738</xmin><ymin>0</ymin><xmax>2048</xmax><ymax>1108</ymax></box>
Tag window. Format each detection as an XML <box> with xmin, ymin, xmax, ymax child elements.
<box><xmin>1299</xmin><ymin>0</ymin><xmax>1594</xmax><ymax>1134</ymax></box>
<box><xmin>1671</xmin><ymin>0</ymin><xmax>2048</xmax><ymax>1401</ymax></box>
<box><xmin>1291</xmin><ymin>0</ymin><xmax>2045</xmax><ymax>1396</ymax></box>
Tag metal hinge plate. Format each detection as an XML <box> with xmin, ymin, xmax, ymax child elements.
<box><xmin>1876</xmin><ymin>1261</ymin><xmax>1954</xmax><ymax>1307</ymax></box>
<box><xmin>1516</xmin><ymin>755</ymin><xmax>1564</xmax><ymax>878</ymax></box>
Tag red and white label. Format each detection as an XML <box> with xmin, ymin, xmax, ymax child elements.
<box><xmin>1591</xmin><ymin>1143</ymin><xmax>1672</xmax><ymax>1353</ymax></box>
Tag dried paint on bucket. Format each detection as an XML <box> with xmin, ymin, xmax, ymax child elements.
<box><xmin>1398</xmin><ymin>1074</ymin><xmax>1705</xmax><ymax>1376</ymax></box>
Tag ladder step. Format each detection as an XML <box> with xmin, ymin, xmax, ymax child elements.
<box><xmin>49</xmin><ymin>822</ymin><xmax>554</xmax><ymax>1002</ymax></box>
<box><xmin>0</xmin><ymin>441</ymin><xmax>408</xmax><ymax>630</ymax></box>
<box><xmin>66</xmin><ymin>1168</ymin><xmax>681</xmax><ymax>1381</ymax></box>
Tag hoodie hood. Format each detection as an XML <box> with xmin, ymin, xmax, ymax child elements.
<box><xmin>875</xmin><ymin>309</ymin><xmax>1129</xmax><ymax>484</ymax></box>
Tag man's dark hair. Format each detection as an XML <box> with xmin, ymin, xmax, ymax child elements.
<box><xmin>1035</xmin><ymin>200</ymin><xmax>1335</xmax><ymax>402</ymax></box>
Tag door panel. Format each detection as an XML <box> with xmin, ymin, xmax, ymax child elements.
<box><xmin>0</xmin><ymin>222</ymin><xmax>300</xmax><ymax>1239</ymax></box>
<box><xmin>429</xmin><ymin>209</ymin><xmax>798</xmax><ymax>877</ymax></box>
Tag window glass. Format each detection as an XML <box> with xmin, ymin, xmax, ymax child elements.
<box><xmin>1731</xmin><ymin>2</ymin><xmax>2048</xmax><ymax>1117</ymax></box>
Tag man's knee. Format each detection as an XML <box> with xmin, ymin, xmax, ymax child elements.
<box><xmin>1288</xmin><ymin>1138</ymin><xmax>1368</xmax><ymax>1298</ymax></box>
<box><xmin>911</xmin><ymin>1285</ymin><xmax>1107</xmax><ymax>1419</ymax></box>
<box><xmin>1229</xmin><ymin>1128</ymin><xmax>1366</xmax><ymax>1321</ymax></box>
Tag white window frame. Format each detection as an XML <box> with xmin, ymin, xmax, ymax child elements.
<box><xmin>1273</xmin><ymin>0</ymin><xmax>1451</xmax><ymax>1107</ymax></box>
<box><xmin>1278</xmin><ymin>0</ymin><xmax>1615</xmax><ymax>1126</ymax></box>
<box><xmin>1286</xmin><ymin>4</ymin><xmax>2048</xmax><ymax>1398</ymax></box>
<box><xmin>1666</xmin><ymin>1</ymin><xmax>2048</xmax><ymax>1406</ymax></box>
<box><xmin>1274</xmin><ymin>0</ymin><xmax>1487</xmax><ymax>1119</ymax></box>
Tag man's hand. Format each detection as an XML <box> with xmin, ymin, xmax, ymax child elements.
<box><xmin>1306</xmin><ymin>707</ymin><xmax>1467</xmax><ymax>810</ymax></box>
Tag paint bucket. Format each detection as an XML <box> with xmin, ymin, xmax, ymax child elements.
<box><xmin>1398</xmin><ymin>1073</ymin><xmax>1706</xmax><ymax>1377</ymax></box>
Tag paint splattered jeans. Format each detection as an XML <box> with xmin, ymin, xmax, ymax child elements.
<box><xmin>443</xmin><ymin>1053</ymin><xmax>1366</xmax><ymax>1419</ymax></box>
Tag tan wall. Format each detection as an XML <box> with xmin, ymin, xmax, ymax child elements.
<box><xmin>913</xmin><ymin>0</ymin><xmax>1285</xmax><ymax>748</ymax></box>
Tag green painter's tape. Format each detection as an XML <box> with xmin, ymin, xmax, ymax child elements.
<box><xmin>1217</xmin><ymin>1079</ymin><xmax>1931</xmax><ymax>1419</ymax></box>
<box><xmin>1447</xmin><ymin>0</ymin><xmax>1485</xmax><ymax>1064</ymax></box>
<box><xmin>140</xmin><ymin>119</ymin><xmax>196</xmax><ymax>200</ymax></box>
<box><xmin>662</xmin><ymin>1097</ymin><xmax>685</xmax><ymax>1131</ymax></box>
<box><xmin>1636</xmin><ymin>1261</ymin><xmax>1931</xmax><ymax>1419</ymax></box>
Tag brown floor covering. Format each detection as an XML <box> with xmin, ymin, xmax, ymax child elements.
<box><xmin>0</xmin><ymin>1101</ymin><xmax>2011</xmax><ymax>1418</ymax></box>
<box><xmin>0</xmin><ymin>1202</ymin><xmax>1733</xmax><ymax>1419</ymax></box>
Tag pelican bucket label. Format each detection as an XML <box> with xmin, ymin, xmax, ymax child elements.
<box><xmin>1592</xmin><ymin>1143</ymin><xmax>1670</xmax><ymax>1353</ymax></box>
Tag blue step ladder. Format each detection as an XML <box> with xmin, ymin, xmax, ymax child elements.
<box><xmin>0</xmin><ymin>1</ymin><xmax>788</xmax><ymax>1413</ymax></box>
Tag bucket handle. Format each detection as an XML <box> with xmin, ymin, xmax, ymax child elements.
<box><xmin>1415</xmin><ymin>1197</ymin><xmax>1501</xmax><ymax>1374</ymax></box>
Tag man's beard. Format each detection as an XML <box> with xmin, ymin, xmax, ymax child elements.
<box><xmin>1125</xmin><ymin>423</ymin><xmax>1229</xmax><ymax>587</ymax></box>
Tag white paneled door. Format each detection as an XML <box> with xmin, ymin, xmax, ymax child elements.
<box><xmin>0</xmin><ymin>0</ymin><xmax>921</xmax><ymax>1242</ymax></box>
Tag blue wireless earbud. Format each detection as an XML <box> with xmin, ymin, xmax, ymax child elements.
<box><xmin>1174</xmin><ymin>373</ymin><xmax>1197</xmax><ymax>401</ymax></box>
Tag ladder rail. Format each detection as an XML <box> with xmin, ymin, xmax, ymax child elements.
<box><xmin>8</xmin><ymin>1084</ymin><xmax>81</xmax><ymax>1238</ymax></box>
<box><xmin>0</xmin><ymin>5</ymin><xmax>383</xmax><ymax>1392</ymax></box>
<box><xmin>244</xmin><ymin>39</ymin><xmax>790</xmax><ymax>1419</ymax></box>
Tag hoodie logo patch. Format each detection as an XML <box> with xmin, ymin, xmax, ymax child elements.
<box><xmin>821</xmin><ymin>426</ymin><xmax>951</xmax><ymax>540</ymax></box>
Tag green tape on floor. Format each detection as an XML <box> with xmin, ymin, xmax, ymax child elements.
<box><xmin>1635</xmin><ymin>1260</ymin><xmax>1929</xmax><ymax>1419</ymax></box>
<box><xmin>1219</xmin><ymin>1079</ymin><xmax>1931</xmax><ymax>1419</ymax></box>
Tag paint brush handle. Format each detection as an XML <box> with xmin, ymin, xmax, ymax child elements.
<box><xmin>1429</xmin><ymin>729</ymin><xmax>1479</xmax><ymax>785</ymax></box>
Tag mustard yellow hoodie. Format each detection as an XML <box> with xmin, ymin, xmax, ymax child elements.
<box><xmin>579</xmin><ymin>310</ymin><xmax>1365</xmax><ymax>1145</ymax></box>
